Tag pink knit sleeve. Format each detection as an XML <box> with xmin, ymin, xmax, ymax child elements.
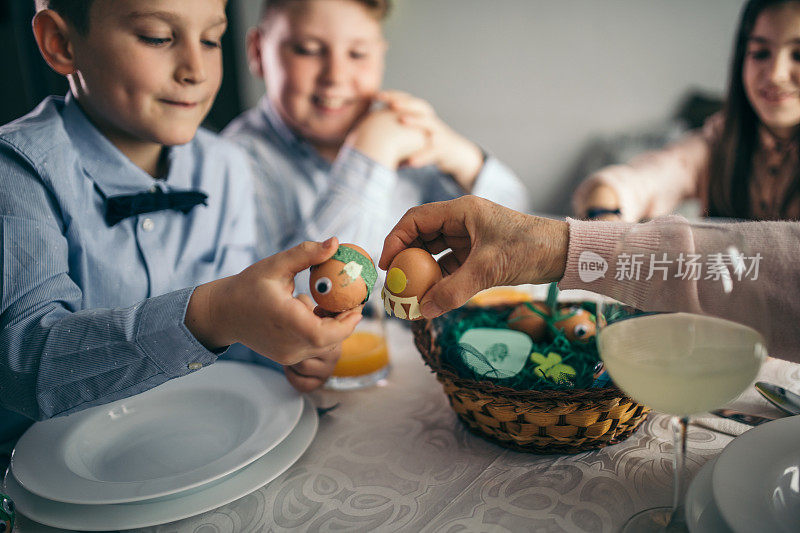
<box><xmin>572</xmin><ymin>117</ymin><xmax>720</xmax><ymax>222</ymax></box>
<box><xmin>559</xmin><ymin>216</ymin><xmax>800</xmax><ymax>363</ymax></box>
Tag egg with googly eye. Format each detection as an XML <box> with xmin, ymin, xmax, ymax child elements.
<box><xmin>553</xmin><ymin>307</ymin><xmax>596</xmax><ymax>343</ymax></box>
<box><xmin>382</xmin><ymin>248</ymin><xmax>442</xmax><ymax>320</ymax></box>
<box><xmin>310</xmin><ymin>243</ymin><xmax>377</xmax><ymax>313</ymax></box>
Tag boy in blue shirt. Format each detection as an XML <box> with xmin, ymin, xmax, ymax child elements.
<box><xmin>223</xmin><ymin>0</ymin><xmax>531</xmax><ymax>264</ymax></box>
<box><xmin>0</xmin><ymin>0</ymin><xmax>361</xmax><ymax>453</ymax></box>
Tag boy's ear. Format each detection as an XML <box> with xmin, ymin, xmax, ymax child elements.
<box><xmin>32</xmin><ymin>9</ymin><xmax>77</xmax><ymax>76</ymax></box>
<box><xmin>246</xmin><ymin>27</ymin><xmax>265</xmax><ymax>79</ymax></box>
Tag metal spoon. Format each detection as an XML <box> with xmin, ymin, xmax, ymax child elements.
<box><xmin>754</xmin><ymin>382</ymin><xmax>800</xmax><ymax>416</ymax></box>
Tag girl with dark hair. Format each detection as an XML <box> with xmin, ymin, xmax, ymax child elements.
<box><xmin>574</xmin><ymin>0</ymin><xmax>800</xmax><ymax>222</ymax></box>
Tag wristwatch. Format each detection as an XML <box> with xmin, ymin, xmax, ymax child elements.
<box><xmin>585</xmin><ymin>207</ymin><xmax>622</xmax><ymax>220</ymax></box>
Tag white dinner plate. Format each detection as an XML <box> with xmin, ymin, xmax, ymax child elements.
<box><xmin>3</xmin><ymin>396</ymin><xmax>318</xmax><ymax>531</ymax></box>
<box><xmin>11</xmin><ymin>361</ymin><xmax>303</xmax><ymax>505</ymax></box>
<box><xmin>712</xmin><ymin>416</ymin><xmax>800</xmax><ymax>533</ymax></box>
<box><xmin>685</xmin><ymin>458</ymin><xmax>731</xmax><ymax>533</ymax></box>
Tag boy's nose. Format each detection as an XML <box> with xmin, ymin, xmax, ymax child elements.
<box><xmin>319</xmin><ymin>53</ymin><xmax>349</xmax><ymax>86</ymax></box>
<box><xmin>175</xmin><ymin>43</ymin><xmax>208</xmax><ymax>85</ymax></box>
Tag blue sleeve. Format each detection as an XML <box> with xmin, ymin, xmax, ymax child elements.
<box><xmin>470</xmin><ymin>155</ymin><xmax>532</xmax><ymax>214</ymax></box>
<box><xmin>0</xmin><ymin>143</ymin><xmax>220</xmax><ymax>421</ymax></box>
<box><xmin>244</xmin><ymin>140</ymin><xmax>398</xmax><ymax>261</ymax></box>
<box><xmin>422</xmin><ymin>155</ymin><xmax>531</xmax><ymax>214</ymax></box>
<box><xmin>304</xmin><ymin>146</ymin><xmax>398</xmax><ymax>258</ymax></box>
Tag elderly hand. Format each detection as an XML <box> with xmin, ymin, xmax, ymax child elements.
<box><xmin>380</xmin><ymin>196</ymin><xmax>569</xmax><ymax>319</ymax></box>
<box><xmin>376</xmin><ymin>90</ymin><xmax>485</xmax><ymax>191</ymax></box>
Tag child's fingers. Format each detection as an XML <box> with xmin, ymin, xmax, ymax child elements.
<box><xmin>272</xmin><ymin>237</ymin><xmax>339</xmax><ymax>278</ymax></box>
<box><xmin>403</xmin><ymin>146</ymin><xmax>439</xmax><ymax>168</ymax></box>
<box><xmin>289</xmin><ymin>346</ymin><xmax>340</xmax><ymax>376</ymax></box>
<box><xmin>314</xmin><ymin>306</ymin><xmax>336</xmax><ymax>318</ymax></box>
<box><xmin>390</xmin><ymin>99</ymin><xmax>435</xmax><ymax>118</ymax></box>
<box><xmin>377</xmin><ymin>91</ymin><xmax>434</xmax><ymax>116</ymax></box>
<box><xmin>313</xmin><ymin>312</ymin><xmax>362</xmax><ymax>347</ymax></box>
<box><xmin>375</xmin><ymin>89</ymin><xmax>413</xmax><ymax>103</ymax></box>
<box><xmin>297</xmin><ymin>293</ymin><xmax>315</xmax><ymax>311</ymax></box>
<box><xmin>284</xmin><ymin>366</ymin><xmax>327</xmax><ymax>392</ymax></box>
<box><xmin>287</xmin><ymin>305</ymin><xmax>363</xmax><ymax>348</ymax></box>
<box><xmin>398</xmin><ymin>114</ymin><xmax>438</xmax><ymax>137</ymax></box>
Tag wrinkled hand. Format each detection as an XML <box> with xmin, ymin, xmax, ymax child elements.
<box><xmin>186</xmin><ymin>238</ymin><xmax>362</xmax><ymax>369</ymax></box>
<box><xmin>345</xmin><ymin>108</ymin><xmax>427</xmax><ymax>170</ymax></box>
<box><xmin>380</xmin><ymin>196</ymin><xmax>569</xmax><ymax>319</ymax></box>
<box><xmin>377</xmin><ymin>90</ymin><xmax>484</xmax><ymax>191</ymax></box>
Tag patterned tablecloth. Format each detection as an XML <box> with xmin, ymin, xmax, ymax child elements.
<box><xmin>13</xmin><ymin>320</ymin><xmax>800</xmax><ymax>533</ymax></box>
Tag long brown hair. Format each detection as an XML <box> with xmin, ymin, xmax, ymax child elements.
<box><xmin>708</xmin><ymin>0</ymin><xmax>800</xmax><ymax>219</ymax></box>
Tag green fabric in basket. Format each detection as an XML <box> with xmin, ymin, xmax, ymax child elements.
<box><xmin>436</xmin><ymin>304</ymin><xmax>602</xmax><ymax>391</ymax></box>
<box><xmin>458</xmin><ymin>328</ymin><xmax>533</xmax><ymax>379</ymax></box>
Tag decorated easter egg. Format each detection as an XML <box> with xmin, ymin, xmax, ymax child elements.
<box><xmin>310</xmin><ymin>243</ymin><xmax>377</xmax><ymax>313</ymax></box>
<box><xmin>507</xmin><ymin>302</ymin><xmax>551</xmax><ymax>341</ymax></box>
<box><xmin>553</xmin><ymin>306</ymin><xmax>596</xmax><ymax>343</ymax></box>
<box><xmin>382</xmin><ymin>247</ymin><xmax>442</xmax><ymax>320</ymax></box>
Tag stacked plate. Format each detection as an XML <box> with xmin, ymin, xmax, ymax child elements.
<box><xmin>685</xmin><ymin>416</ymin><xmax>800</xmax><ymax>533</ymax></box>
<box><xmin>2</xmin><ymin>361</ymin><xmax>318</xmax><ymax>530</ymax></box>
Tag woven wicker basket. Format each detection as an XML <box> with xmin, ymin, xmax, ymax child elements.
<box><xmin>412</xmin><ymin>313</ymin><xmax>651</xmax><ymax>454</ymax></box>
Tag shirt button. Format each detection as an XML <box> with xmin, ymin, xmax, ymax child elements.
<box><xmin>141</xmin><ymin>218</ymin><xmax>155</xmax><ymax>232</ymax></box>
<box><xmin>188</xmin><ymin>362</ymin><xmax>203</xmax><ymax>370</ymax></box>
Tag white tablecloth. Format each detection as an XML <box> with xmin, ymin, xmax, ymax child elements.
<box><xmin>13</xmin><ymin>320</ymin><xmax>799</xmax><ymax>533</ymax></box>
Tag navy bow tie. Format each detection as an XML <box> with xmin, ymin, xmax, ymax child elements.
<box><xmin>101</xmin><ymin>187</ymin><xmax>208</xmax><ymax>226</ymax></box>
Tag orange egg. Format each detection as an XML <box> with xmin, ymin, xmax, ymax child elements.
<box><xmin>507</xmin><ymin>302</ymin><xmax>551</xmax><ymax>342</ymax></box>
<box><xmin>310</xmin><ymin>243</ymin><xmax>375</xmax><ymax>313</ymax></box>
<box><xmin>553</xmin><ymin>306</ymin><xmax>596</xmax><ymax>343</ymax></box>
<box><xmin>383</xmin><ymin>248</ymin><xmax>442</xmax><ymax>320</ymax></box>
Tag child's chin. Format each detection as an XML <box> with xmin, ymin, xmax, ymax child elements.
<box><xmin>154</xmin><ymin>130</ymin><xmax>198</xmax><ymax>147</ymax></box>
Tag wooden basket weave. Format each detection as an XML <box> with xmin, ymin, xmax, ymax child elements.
<box><xmin>412</xmin><ymin>317</ymin><xmax>651</xmax><ymax>454</ymax></box>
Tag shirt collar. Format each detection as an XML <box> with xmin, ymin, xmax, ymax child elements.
<box><xmin>258</xmin><ymin>95</ymin><xmax>331</xmax><ymax>169</ymax></box>
<box><xmin>61</xmin><ymin>92</ymin><xmax>194</xmax><ymax>198</ymax></box>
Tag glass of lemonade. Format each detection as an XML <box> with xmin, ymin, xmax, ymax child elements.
<box><xmin>325</xmin><ymin>291</ymin><xmax>390</xmax><ymax>390</ymax></box>
<box><xmin>597</xmin><ymin>307</ymin><xmax>767</xmax><ymax>532</ymax></box>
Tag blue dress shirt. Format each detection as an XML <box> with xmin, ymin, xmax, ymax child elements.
<box><xmin>0</xmin><ymin>95</ymin><xmax>259</xmax><ymax>447</ymax></box>
<box><xmin>223</xmin><ymin>97</ymin><xmax>532</xmax><ymax>263</ymax></box>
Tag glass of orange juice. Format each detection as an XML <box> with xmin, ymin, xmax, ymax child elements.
<box><xmin>325</xmin><ymin>292</ymin><xmax>390</xmax><ymax>390</ymax></box>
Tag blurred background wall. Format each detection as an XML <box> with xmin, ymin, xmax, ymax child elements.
<box><xmin>3</xmin><ymin>0</ymin><xmax>746</xmax><ymax>214</ymax></box>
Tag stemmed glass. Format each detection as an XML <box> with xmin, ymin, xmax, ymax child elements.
<box><xmin>595</xmin><ymin>220</ymin><xmax>770</xmax><ymax>532</ymax></box>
